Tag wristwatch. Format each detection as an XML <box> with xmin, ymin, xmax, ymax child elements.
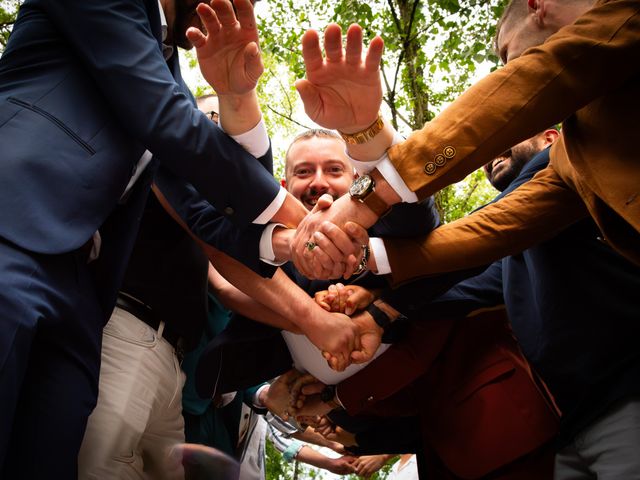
<box><xmin>339</xmin><ymin>114</ymin><xmax>384</xmax><ymax>145</ymax></box>
<box><xmin>349</xmin><ymin>174</ymin><xmax>391</xmax><ymax>217</ymax></box>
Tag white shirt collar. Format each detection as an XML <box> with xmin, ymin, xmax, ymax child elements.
<box><xmin>157</xmin><ymin>0</ymin><xmax>174</xmax><ymax>59</ymax></box>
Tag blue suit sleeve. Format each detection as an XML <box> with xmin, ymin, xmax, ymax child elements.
<box><xmin>369</xmin><ymin>197</ymin><xmax>440</xmax><ymax>238</ymax></box>
<box><xmin>154</xmin><ymin>166</ymin><xmax>276</xmax><ymax>277</ymax></box>
<box><xmin>37</xmin><ymin>0</ymin><xmax>279</xmax><ymax>227</ymax></box>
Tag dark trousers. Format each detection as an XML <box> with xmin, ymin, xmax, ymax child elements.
<box><xmin>0</xmin><ymin>238</ymin><xmax>105</xmax><ymax>479</ymax></box>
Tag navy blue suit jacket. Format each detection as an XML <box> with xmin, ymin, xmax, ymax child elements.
<box><xmin>0</xmin><ymin>0</ymin><xmax>280</xmax><ymax>257</ymax></box>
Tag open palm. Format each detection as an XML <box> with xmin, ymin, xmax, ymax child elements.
<box><xmin>187</xmin><ymin>0</ymin><xmax>263</xmax><ymax>96</ymax></box>
<box><xmin>296</xmin><ymin>23</ymin><xmax>384</xmax><ymax>132</ymax></box>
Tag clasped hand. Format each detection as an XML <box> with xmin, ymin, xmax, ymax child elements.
<box><xmin>291</xmin><ymin>194</ymin><xmax>374</xmax><ymax>280</ymax></box>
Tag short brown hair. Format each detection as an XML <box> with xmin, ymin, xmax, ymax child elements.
<box><xmin>284</xmin><ymin>129</ymin><xmax>344</xmax><ymax>180</ymax></box>
<box><xmin>493</xmin><ymin>0</ymin><xmax>529</xmax><ymax>57</ymax></box>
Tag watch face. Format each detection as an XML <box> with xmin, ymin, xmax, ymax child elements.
<box><xmin>350</xmin><ymin>175</ymin><xmax>373</xmax><ymax>198</ymax></box>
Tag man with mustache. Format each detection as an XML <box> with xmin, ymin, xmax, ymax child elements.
<box><xmin>483</xmin><ymin>129</ymin><xmax>559</xmax><ymax>193</ymax></box>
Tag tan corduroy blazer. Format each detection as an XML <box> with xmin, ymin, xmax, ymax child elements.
<box><xmin>384</xmin><ymin>0</ymin><xmax>640</xmax><ymax>286</ymax></box>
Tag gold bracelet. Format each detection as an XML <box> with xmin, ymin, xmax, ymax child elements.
<box><xmin>338</xmin><ymin>114</ymin><xmax>384</xmax><ymax>145</ymax></box>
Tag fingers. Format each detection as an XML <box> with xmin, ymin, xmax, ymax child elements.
<box><xmin>346</xmin><ymin>288</ymin><xmax>374</xmax><ymax>314</ymax></box>
<box><xmin>365</xmin><ymin>35</ymin><xmax>385</xmax><ymax>72</ymax></box>
<box><xmin>186</xmin><ymin>27</ymin><xmax>207</xmax><ymax>49</ymax></box>
<box><xmin>195</xmin><ymin>2</ymin><xmax>221</xmax><ymax>37</ymax></box>
<box><xmin>233</xmin><ymin>0</ymin><xmax>257</xmax><ymax>31</ymax></box>
<box><xmin>323</xmin><ymin>23</ymin><xmax>344</xmax><ymax>63</ymax></box>
<box><xmin>317</xmin><ymin>221</ymin><xmax>359</xmax><ymax>260</ymax></box>
<box><xmin>345</xmin><ymin>24</ymin><xmax>363</xmax><ymax>65</ymax></box>
<box><xmin>345</xmin><ymin>221</ymin><xmax>370</xmax><ymax>246</ymax></box>
<box><xmin>314</xmin><ymin>290</ymin><xmax>332</xmax><ymax>311</ymax></box>
<box><xmin>211</xmin><ymin>0</ymin><xmax>238</xmax><ymax>27</ymax></box>
<box><xmin>300</xmin><ymin>29</ymin><xmax>323</xmax><ymax>73</ymax></box>
<box><xmin>314</xmin><ymin>193</ymin><xmax>334</xmax><ymax>211</ymax></box>
<box><xmin>300</xmin><ymin>382</ymin><xmax>325</xmax><ymax>396</ymax></box>
<box><xmin>312</xmin><ymin>231</ymin><xmax>346</xmax><ymax>269</ymax></box>
<box><xmin>351</xmin><ymin>347</ymin><xmax>375</xmax><ymax>364</ymax></box>
<box><xmin>243</xmin><ymin>42</ymin><xmax>264</xmax><ymax>83</ymax></box>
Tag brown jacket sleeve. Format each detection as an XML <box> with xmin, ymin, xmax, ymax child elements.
<box><xmin>385</xmin><ymin>164</ymin><xmax>588</xmax><ymax>286</ymax></box>
<box><xmin>388</xmin><ymin>0</ymin><xmax>640</xmax><ymax>198</ymax></box>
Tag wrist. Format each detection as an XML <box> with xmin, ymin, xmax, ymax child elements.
<box><xmin>370</xmin><ymin>169</ymin><xmax>402</xmax><ymax>207</ymax></box>
<box><xmin>346</xmin><ymin>120</ymin><xmax>395</xmax><ymax>162</ymax></box>
<box><xmin>218</xmin><ymin>91</ymin><xmax>261</xmax><ymax>136</ymax></box>
<box><xmin>272</xmin><ymin>226</ymin><xmax>294</xmax><ymax>263</ymax></box>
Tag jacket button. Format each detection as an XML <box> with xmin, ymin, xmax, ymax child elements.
<box><xmin>223</xmin><ymin>206</ymin><xmax>234</xmax><ymax>215</ymax></box>
<box><xmin>443</xmin><ymin>146</ymin><xmax>456</xmax><ymax>158</ymax></box>
<box><xmin>424</xmin><ymin>162</ymin><xmax>436</xmax><ymax>175</ymax></box>
<box><xmin>434</xmin><ymin>154</ymin><xmax>446</xmax><ymax>166</ymax></box>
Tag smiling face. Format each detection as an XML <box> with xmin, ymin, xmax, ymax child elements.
<box><xmin>484</xmin><ymin>139</ymin><xmax>543</xmax><ymax>191</ymax></box>
<box><xmin>285</xmin><ymin>136</ymin><xmax>355</xmax><ymax>210</ymax></box>
<box><xmin>484</xmin><ymin>129</ymin><xmax>559</xmax><ymax>191</ymax></box>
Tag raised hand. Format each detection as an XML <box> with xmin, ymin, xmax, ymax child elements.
<box><xmin>295</xmin><ymin>23</ymin><xmax>384</xmax><ymax>132</ymax></box>
<box><xmin>186</xmin><ymin>0</ymin><xmax>264</xmax><ymax>96</ymax></box>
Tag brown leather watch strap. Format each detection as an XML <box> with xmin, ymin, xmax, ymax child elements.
<box><xmin>361</xmin><ymin>190</ymin><xmax>391</xmax><ymax>217</ymax></box>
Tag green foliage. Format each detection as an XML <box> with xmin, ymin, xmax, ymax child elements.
<box><xmin>0</xmin><ymin>0</ymin><xmax>20</xmax><ymax>51</ymax></box>
<box><xmin>436</xmin><ymin>169</ymin><xmax>497</xmax><ymax>223</ymax></box>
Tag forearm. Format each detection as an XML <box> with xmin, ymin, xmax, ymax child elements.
<box><xmin>294</xmin><ymin>446</ymin><xmax>336</xmax><ymax>471</ymax></box>
<box><xmin>270</xmin><ymin>192</ymin><xmax>308</xmax><ymax>229</ymax></box>
<box><xmin>218</xmin><ymin>90</ymin><xmax>262</xmax><ymax>136</ymax></box>
<box><xmin>385</xmin><ymin>165</ymin><xmax>588</xmax><ymax>286</ymax></box>
<box><xmin>207</xmin><ymin>264</ymin><xmax>300</xmax><ymax>332</ymax></box>
<box><xmin>207</xmin><ymin>249</ymin><xmax>326</xmax><ymax>334</ymax></box>
<box><xmin>293</xmin><ymin>428</ymin><xmax>338</xmax><ymax>450</ymax></box>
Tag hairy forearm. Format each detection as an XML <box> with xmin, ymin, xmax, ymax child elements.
<box><xmin>208</xmin><ymin>264</ymin><xmax>301</xmax><ymax>332</ymax></box>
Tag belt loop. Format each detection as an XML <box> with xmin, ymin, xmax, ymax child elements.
<box><xmin>157</xmin><ymin>320</ymin><xmax>165</xmax><ymax>340</ymax></box>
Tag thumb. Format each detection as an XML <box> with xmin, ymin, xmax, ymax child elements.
<box><xmin>351</xmin><ymin>348</ymin><xmax>374</xmax><ymax>364</ymax></box>
<box><xmin>186</xmin><ymin>27</ymin><xmax>207</xmax><ymax>50</ymax></box>
<box><xmin>295</xmin><ymin>79</ymin><xmax>323</xmax><ymax>120</ymax></box>
<box><xmin>244</xmin><ymin>42</ymin><xmax>264</xmax><ymax>84</ymax></box>
<box><xmin>311</xmin><ymin>193</ymin><xmax>334</xmax><ymax>213</ymax></box>
<box><xmin>345</xmin><ymin>221</ymin><xmax>369</xmax><ymax>245</ymax></box>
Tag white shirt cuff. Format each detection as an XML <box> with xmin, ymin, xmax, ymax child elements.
<box><xmin>369</xmin><ymin>237</ymin><xmax>391</xmax><ymax>275</ymax></box>
<box><xmin>376</xmin><ymin>156</ymin><xmax>418</xmax><ymax>203</ymax></box>
<box><xmin>346</xmin><ymin>129</ymin><xmax>405</xmax><ymax>175</ymax></box>
<box><xmin>259</xmin><ymin>223</ymin><xmax>287</xmax><ymax>266</ymax></box>
<box><xmin>253</xmin><ymin>186</ymin><xmax>287</xmax><ymax>224</ymax></box>
<box><xmin>347</xmin><ymin>130</ymin><xmax>417</xmax><ymax>203</ymax></box>
<box><xmin>224</xmin><ymin>117</ymin><xmax>270</xmax><ymax>159</ymax></box>
<box><xmin>253</xmin><ymin>384</ymin><xmax>270</xmax><ymax>409</ymax></box>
